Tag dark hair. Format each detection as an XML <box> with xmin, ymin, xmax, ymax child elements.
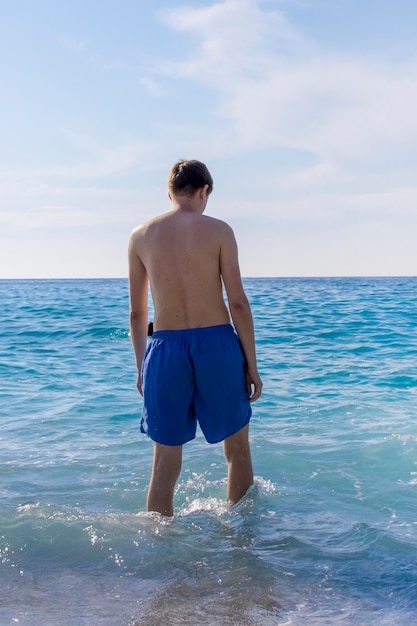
<box><xmin>168</xmin><ymin>159</ymin><xmax>213</xmax><ymax>196</ymax></box>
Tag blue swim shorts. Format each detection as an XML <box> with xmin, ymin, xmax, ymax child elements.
<box><xmin>140</xmin><ymin>324</ymin><xmax>252</xmax><ymax>446</ymax></box>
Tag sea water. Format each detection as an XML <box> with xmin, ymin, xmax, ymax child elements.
<box><xmin>1</xmin><ymin>277</ymin><xmax>417</xmax><ymax>626</ymax></box>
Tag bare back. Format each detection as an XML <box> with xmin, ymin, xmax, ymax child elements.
<box><xmin>132</xmin><ymin>209</ymin><xmax>231</xmax><ymax>330</ymax></box>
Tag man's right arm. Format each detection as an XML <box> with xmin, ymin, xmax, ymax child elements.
<box><xmin>219</xmin><ymin>224</ymin><xmax>262</xmax><ymax>402</ymax></box>
<box><xmin>128</xmin><ymin>230</ymin><xmax>149</xmax><ymax>395</ymax></box>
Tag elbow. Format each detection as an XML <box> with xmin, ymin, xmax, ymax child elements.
<box><xmin>130</xmin><ymin>310</ymin><xmax>140</xmax><ymax>322</ymax></box>
<box><xmin>130</xmin><ymin>309</ymin><xmax>147</xmax><ymax>324</ymax></box>
<box><xmin>229</xmin><ymin>294</ymin><xmax>250</xmax><ymax>314</ymax></box>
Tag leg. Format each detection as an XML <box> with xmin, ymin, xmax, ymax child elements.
<box><xmin>223</xmin><ymin>424</ymin><xmax>254</xmax><ymax>506</ymax></box>
<box><xmin>147</xmin><ymin>443</ymin><xmax>182</xmax><ymax>516</ymax></box>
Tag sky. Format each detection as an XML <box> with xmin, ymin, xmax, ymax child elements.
<box><xmin>1</xmin><ymin>0</ymin><xmax>417</xmax><ymax>279</ymax></box>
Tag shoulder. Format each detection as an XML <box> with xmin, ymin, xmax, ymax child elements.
<box><xmin>207</xmin><ymin>217</ymin><xmax>236</xmax><ymax>247</ymax></box>
<box><xmin>201</xmin><ymin>214</ymin><xmax>235</xmax><ymax>237</ymax></box>
<box><xmin>129</xmin><ymin>224</ymin><xmax>143</xmax><ymax>240</ymax></box>
<box><xmin>195</xmin><ymin>216</ymin><xmax>236</xmax><ymax>250</ymax></box>
<box><xmin>128</xmin><ymin>224</ymin><xmax>144</xmax><ymax>250</ymax></box>
<box><xmin>128</xmin><ymin>221</ymin><xmax>151</xmax><ymax>260</ymax></box>
<box><xmin>129</xmin><ymin>214</ymin><xmax>159</xmax><ymax>246</ymax></box>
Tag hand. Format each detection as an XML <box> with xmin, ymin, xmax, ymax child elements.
<box><xmin>246</xmin><ymin>368</ymin><xmax>262</xmax><ymax>402</ymax></box>
<box><xmin>137</xmin><ymin>372</ymin><xmax>143</xmax><ymax>396</ymax></box>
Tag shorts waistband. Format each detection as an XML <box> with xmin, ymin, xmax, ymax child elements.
<box><xmin>151</xmin><ymin>324</ymin><xmax>234</xmax><ymax>340</ymax></box>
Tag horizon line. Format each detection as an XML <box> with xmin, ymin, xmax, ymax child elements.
<box><xmin>1</xmin><ymin>275</ymin><xmax>417</xmax><ymax>281</ymax></box>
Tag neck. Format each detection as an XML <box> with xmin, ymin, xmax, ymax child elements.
<box><xmin>170</xmin><ymin>189</ymin><xmax>208</xmax><ymax>214</ymax></box>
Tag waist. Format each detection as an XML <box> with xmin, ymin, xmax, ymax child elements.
<box><xmin>151</xmin><ymin>324</ymin><xmax>235</xmax><ymax>341</ymax></box>
<box><xmin>153</xmin><ymin>301</ymin><xmax>230</xmax><ymax>332</ymax></box>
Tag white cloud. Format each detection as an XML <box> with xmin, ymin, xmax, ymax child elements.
<box><xmin>0</xmin><ymin>132</ymin><xmax>160</xmax><ymax>232</ymax></box>
<box><xmin>139</xmin><ymin>76</ymin><xmax>165</xmax><ymax>96</ymax></box>
<box><xmin>159</xmin><ymin>0</ymin><xmax>417</xmax><ymax>181</ymax></box>
<box><xmin>57</xmin><ymin>35</ymin><xmax>87</xmax><ymax>55</ymax></box>
<box><xmin>160</xmin><ymin>0</ymin><xmax>309</xmax><ymax>72</ymax></box>
<box><xmin>57</xmin><ymin>35</ymin><xmax>126</xmax><ymax>73</ymax></box>
<box><xmin>3</xmin><ymin>0</ymin><xmax>416</xmax><ymax>278</ymax></box>
<box><xmin>0</xmin><ymin>182</ymin><xmax>159</xmax><ymax>232</ymax></box>
<box><xmin>154</xmin><ymin>0</ymin><xmax>417</xmax><ymax>281</ymax></box>
<box><xmin>1</xmin><ymin>133</ymin><xmax>155</xmax><ymax>183</ymax></box>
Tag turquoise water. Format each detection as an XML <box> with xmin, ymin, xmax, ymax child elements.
<box><xmin>1</xmin><ymin>277</ymin><xmax>417</xmax><ymax>625</ymax></box>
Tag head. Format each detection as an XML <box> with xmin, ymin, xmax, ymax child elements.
<box><xmin>168</xmin><ymin>159</ymin><xmax>214</xmax><ymax>199</ymax></box>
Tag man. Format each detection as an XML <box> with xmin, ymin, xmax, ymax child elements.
<box><xmin>128</xmin><ymin>159</ymin><xmax>262</xmax><ymax>516</ymax></box>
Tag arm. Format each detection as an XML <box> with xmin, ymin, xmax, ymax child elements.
<box><xmin>220</xmin><ymin>225</ymin><xmax>262</xmax><ymax>402</ymax></box>
<box><xmin>128</xmin><ymin>230</ymin><xmax>149</xmax><ymax>395</ymax></box>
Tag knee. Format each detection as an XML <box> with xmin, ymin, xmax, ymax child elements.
<box><xmin>152</xmin><ymin>447</ymin><xmax>182</xmax><ymax>484</ymax></box>
<box><xmin>223</xmin><ymin>428</ymin><xmax>251</xmax><ymax>463</ymax></box>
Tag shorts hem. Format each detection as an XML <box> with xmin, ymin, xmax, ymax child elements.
<box><xmin>142</xmin><ymin>428</ymin><xmax>196</xmax><ymax>447</ymax></box>
<box><xmin>203</xmin><ymin>413</ymin><xmax>251</xmax><ymax>444</ymax></box>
